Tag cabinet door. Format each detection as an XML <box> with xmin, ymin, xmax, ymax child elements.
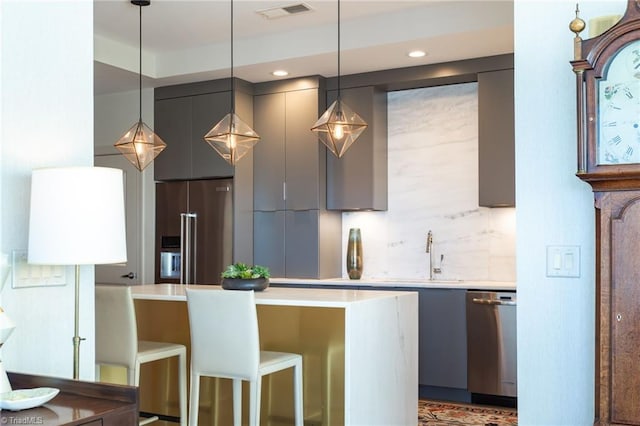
<box><xmin>419</xmin><ymin>289</ymin><xmax>467</xmax><ymax>388</ymax></box>
<box><xmin>154</xmin><ymin>97</ymin><xmax>192</xmax><ymax>181</ymax></box>
<box><xmin>478</xmin><ymin>69</ymin><xmax>515</xmax><ymax>207</ymax></box>
<box><xmin>191</xmin><ymin>92</ymin><xmax>235</xmax><ymax>179</ymax></box>
<box><xmin>253</xmin><ymin>211</ymin><xmax>285</xmax><ymax>277</ymax></box>
<box><xmin>285</xmin><ymin>210</ymin><xmax>319</xmax><ymax>278</ymax></box>
<box><xmin>253</xmin><ymin>93</ymin><xmax>286</xmax><ymax>211</ymax></box>
<box><xmin>326</xmin><ymin>86</ymin><xmax>388</xmax><ymax>211</ymax></box>
<box><xmin>285</xmin><ymin>89</ymin><xmax>323</xmax><ymax>210</ymax></box>
<box><xmin>610</xmin><ymin>195</ymin><xmax>640</xmax><ymax>424</ymax></box>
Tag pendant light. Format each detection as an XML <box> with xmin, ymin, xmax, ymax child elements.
<box><xmin>311</xmin><ymin>0</ymin><xmax>367</xmax><ymax>158</ymax></box>
<box><xmin>204</xmin><ymin>0</ymin><xmax>260</xmax><ymax>166</ymax></box>
<box><xmin>114</xmin><ymin>0</ymin><xmax>166</xmax><ymax>172</ymax></box>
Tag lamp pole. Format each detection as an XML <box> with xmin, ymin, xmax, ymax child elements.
<box><xmin>72</xmin><ymin>265</ymin><xmax>83</xmax><ymax>379</ymax></box>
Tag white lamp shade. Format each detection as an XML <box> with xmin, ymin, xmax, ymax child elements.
<box><xmin>28</xmin><ymin>167</ymin><xmax>127</xmax><ymax>265</ymax></box>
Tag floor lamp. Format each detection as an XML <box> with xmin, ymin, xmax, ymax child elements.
<box><xmin>27</xmin><ymin>167</ymin><xmax>127</xmax><ymax>380</ymax></box>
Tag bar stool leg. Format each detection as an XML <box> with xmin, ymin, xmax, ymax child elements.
<box><xmin>232</xmin><ymin>379</ymin><xmax>242</xmax><ymax>426</ymax></box>
<box><xmin>293</xmin><ymin>360</ymin><xmax>304</xmax><ymax>426</ymax></box>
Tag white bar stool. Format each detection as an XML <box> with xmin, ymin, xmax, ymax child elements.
<box><xmin>95</xmin><ymin>284</ymin><xmax>187</xmax><ymax>426</ymax></box>
<box><xmin>186</xmin><ymin>288</ymin><xmax>303</xmax><ymax>426</ymax></box>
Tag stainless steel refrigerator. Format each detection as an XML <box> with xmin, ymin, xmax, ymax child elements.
<box><xmin>155</xmin><ymin>179</ymin><xmax>233</xmax><ymax>284</ymax></box>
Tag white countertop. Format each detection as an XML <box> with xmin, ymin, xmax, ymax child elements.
<box><xmin>269</xmin><ymin>278</ymin><xmax>516</xmax><ymax>291</ymax></box>
<box><xmin>131</xmin><ymin>283</ymin><xmax>417</xmax><ymax>308</ymax></box>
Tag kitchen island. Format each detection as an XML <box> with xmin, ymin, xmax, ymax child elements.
<box><xmin>130</xmin><ymin>284</ymin><xmax>418</xmax><ymax>425</ymax></box>
<box><xmin>268</xmin><ymin>278</ymin><xmax>516</xmax><ymax>291</ymax></box>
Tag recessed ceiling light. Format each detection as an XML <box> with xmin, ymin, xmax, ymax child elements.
<box><xmin>257</xmin><ymin>3</ymin><xmax>313</xmax><ymax>20</ymax></box>
<box><xmin>272</xmin><ymin>70</ymin><xmax>289</xmax><ymax>77</ymax></box>
<box><xmin>408</xmin><ymin>50</ymin><xmax>426</xmax><ymax>58</ymax></box>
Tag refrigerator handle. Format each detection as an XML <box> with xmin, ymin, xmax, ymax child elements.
<box><xmin>181</xmin><ymin>213</ymin><xmax>198</xmax><ymax>284</ymax></box>
<box><xmin>180</xmin><ymin>213</ymin><xmax>187</xmax><ymax>284</ymax></box>
<box><xmin>192</xmin><ymin>213</ymin><xmax>197</xmax><ymax>283</ymax></box>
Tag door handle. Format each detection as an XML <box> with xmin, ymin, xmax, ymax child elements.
<box><xmin>121</xmin><ymin>272</ymin><xmax>136</xmax><ymax>279</ymax></box>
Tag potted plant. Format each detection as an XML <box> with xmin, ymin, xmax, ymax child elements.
<box><xmin>221</xmin><ymin>262</ymin><xmax>271</xmax><ymax>291</ymax></box>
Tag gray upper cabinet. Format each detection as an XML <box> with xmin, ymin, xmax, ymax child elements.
<box><xmin>253</xmin><ymin>92</ymin><xmax>286</xmax><ymax>211</ymax></box>
<box><xmin>478</xmin><ymin>69</ymin><xmax>515</xmax><ymax>207</ymax></box>
<box><xmin>191</xmin><ymin>92</ymin><xmax>234</xmax><ymax>179</ymax></box>
<box><xmin>285</xmin><ymin>88</ymin><xmax>325</xmax><ymax>211</ymax></box>
<box><xmin>154</xmin><ymin>79</ymin><xmax>252</xmax><ymax>181</ymax></box>
<box><xmin>326</xmin><ymin>86</ymin><xmax>388</xmax><ymax>211</ymax></box>
<box><xmin>154</xmin><ymin>97</ymin><xmax>192</xmax><ymax>181</ymax></box>
<box><xmin>253</xmin><ymin>77</ymin><xmax>326</xmax><ymax>211</ymax></box>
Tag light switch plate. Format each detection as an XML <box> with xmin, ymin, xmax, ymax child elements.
<box><xmin>546</xmin><ymin>245</ymin><xmax>580</xmax><ymax>278</ymax></box>
<box><xmin>11</xmin><ymin>250</ymin><xmax>67</xmax><ymax>288</ymax></box>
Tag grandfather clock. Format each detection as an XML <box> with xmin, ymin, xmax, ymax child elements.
<box><xmin>571</xmin><ymin>1</ymin><xmax>640</xmax><ymax>424</ymax></box>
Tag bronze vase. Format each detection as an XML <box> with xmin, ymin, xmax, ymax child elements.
<box><xmin>346</xmin><ymin>228</ymin><xmax>363</xmax><ymax>279</ymax></box>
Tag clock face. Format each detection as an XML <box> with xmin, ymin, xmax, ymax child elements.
<box><xmin>598</xmin><ymin>39</ymin><xmax>640</xmax><ymax>165</ymax></box>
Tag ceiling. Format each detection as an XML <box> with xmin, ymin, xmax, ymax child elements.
<box><xmin>93</xmin><ymin>0</ymin><xmax>514</xmax><ymax>95</ymax></box>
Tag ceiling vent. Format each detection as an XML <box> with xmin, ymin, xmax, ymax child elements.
<box><xmin>256</xmin><ymin>3</ymin><xmax>313</xmax><ymax>20</ymax></box>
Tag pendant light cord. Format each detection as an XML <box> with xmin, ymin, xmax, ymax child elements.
<box><xmin>337</xmin><ymin>0</ymin><xmax>341</xmax><ymax>98</ymax></box>
<box><xmin>230</xmin><ymin>0</ymin><xmax>235</xmax><ymax>114</ymax></box>
<box><xmin>138</xmin><ymin>3</ymin><xmax>143</xmax><ymax>122</ymax></box>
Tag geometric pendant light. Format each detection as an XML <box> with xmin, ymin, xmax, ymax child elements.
<box><xmin>311</xmin><ymin>0</ymin><xmax>367</xmax><ymax>158</ymax></box>
<box><xmin>204</xmin><ymin>0</ymin><xmax>260</xmax><ymax>166</ymax></box>
<box><xmin>114</xmin><ymin>0</ymin><xmax>166</xmax><ymax>171</ymax></box>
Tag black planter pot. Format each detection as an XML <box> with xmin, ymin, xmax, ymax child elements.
<box><xmin>221</xmin><ymin>277</ymin><xmax>270</xmax><ymax>291</ymax></box>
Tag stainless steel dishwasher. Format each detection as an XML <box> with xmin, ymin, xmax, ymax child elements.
<box><xmin>466</xmin><ymin>290</ymin><xmax>517</xmax><ymax>400</ymax></box>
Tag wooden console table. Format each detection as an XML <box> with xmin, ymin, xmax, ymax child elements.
<box><xmin>1</xmin><ymin>372</ymin><xmax>138</xmax><ymax>425</ymax></box>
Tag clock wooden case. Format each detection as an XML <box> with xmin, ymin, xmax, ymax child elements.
<box><xmin>571</xmin><ymin>1</ymin><xmax>640</xmax><ymax>424</ymax></box>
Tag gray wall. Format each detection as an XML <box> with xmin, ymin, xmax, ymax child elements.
<box><xmin>94</xmin><ymin>88</ymin><xmax>156</xmax><ymax>284</ymax></box>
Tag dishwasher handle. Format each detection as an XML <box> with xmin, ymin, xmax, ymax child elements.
<box><xmin>472</xmin><ymin>297</ymin><xmax>516</xmax><ymax>306</ymax></box>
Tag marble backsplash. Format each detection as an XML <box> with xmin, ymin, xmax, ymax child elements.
<box><xmin>341</xmin><ymin>83</ymin><xmax>516</xmax><ymax>282</ymax></box>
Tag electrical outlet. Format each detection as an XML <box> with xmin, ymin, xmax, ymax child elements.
<box><xmin>546</xmin><ymin>245</ymin><xmax>580</xmax><ymax>278</ymax></box>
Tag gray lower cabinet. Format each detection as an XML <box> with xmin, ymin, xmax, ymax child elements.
<box><xmin>253</xmin><ymin>210</ymin><xmax>341</xmax><ymax>279</ymax></box>
<box><xmin>478</xmin><ymin>68</ymin><xmax>515</xmax><ymax>207</ymax></box>
<box><xmin>253</xmin><ymin>211</ymin><xmax>285</xmax><ymax>276</ymax></box>
<box><xmin>326</xmin><ymin>86</ymin><xmax>388</xmax><ymax>211</ymax></box>
<box><xmin>417</xmin><ymin>289</ymin><xmax>467</xmax><ymax>389</ymax></box>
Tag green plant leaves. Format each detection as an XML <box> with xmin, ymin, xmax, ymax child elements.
<box><xmin>221</xmin><ymin>262</ymin><xmax>271</xmax><ymax>279</ymax></box>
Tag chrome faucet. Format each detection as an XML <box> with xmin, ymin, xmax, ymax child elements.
<box><xmin>426</xmin><ymin>230</ymin><xmax>442</xmax><ymax>280</ymax></box>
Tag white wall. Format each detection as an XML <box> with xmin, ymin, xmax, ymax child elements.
<box><xmin>515</xmin><ymin>1</ymin><xmax>625</xmax><ymax>424</ymax></box>
<box><xmin>94</xmin><ymin>88</ymin><xmax>156</xmax><ymax>284</ymax></box>
<box><xmin>0</xmin><ymin>0</ymin><xmax>95</xmax><ymax>379</ymax></box>
<box><xmin>342</xmin><ymin>84</ymin><xmax>516</xmax><ymax>282</ymax></box>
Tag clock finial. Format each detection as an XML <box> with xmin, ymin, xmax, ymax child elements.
<box><xmin>570</xmin><ymin>3</ymin><xmax>586</xmax><ymax>60</ymax></box>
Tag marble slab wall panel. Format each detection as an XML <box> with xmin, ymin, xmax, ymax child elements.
<box><xmin>341</xmin><ymin>83</ymin><xmax>516</xmax><ymax>282</ymax></box>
